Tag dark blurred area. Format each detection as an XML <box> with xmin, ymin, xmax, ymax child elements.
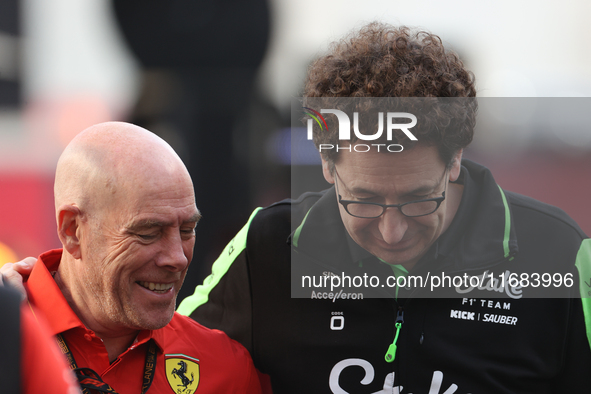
<box><xmin>111</xmin><ymin>0</ymin><xmax>286</xmax><ymax>302</ymax></box>
<box><xmin>0</xmin><ymin>0</ymin><xmax>20</xmax><ymax>107</ymax></box>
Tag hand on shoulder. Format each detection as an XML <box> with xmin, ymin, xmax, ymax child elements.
<box><xmin>0</xmin><ymin>257</ymin><xmax>37</xmax><ymax>299</ymax></box>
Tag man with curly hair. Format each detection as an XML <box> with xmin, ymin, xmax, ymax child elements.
<box><xmin>178</xmin><ymin>22</ymin><xmax>591</xmax><ymax>393</ymax></box>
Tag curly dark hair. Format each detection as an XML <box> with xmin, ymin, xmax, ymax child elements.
<box><xmin>303</xmin><ymin>22</ymin><xmax>477</xmax><ymax>168</ymax></box>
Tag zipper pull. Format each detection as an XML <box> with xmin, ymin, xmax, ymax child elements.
<box><xmin>385</xmin><ymin>308</ymin><xmax>404</xmax><ymax>363</ymax></box>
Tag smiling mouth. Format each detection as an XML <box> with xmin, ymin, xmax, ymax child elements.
<box><xmin>138</xmin><ymin>281</ymin><xmax>174</xmax><ymax>293</ymax></box>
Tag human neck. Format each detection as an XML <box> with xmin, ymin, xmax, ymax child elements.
<box><xmin>95</xmin><ymin>331</ymin><xmax>139</xmax><ymax>363</ymax></box>
<box><xmin>54</xmin><ymin>261</ymin><xmax>139</xmax><ymax>363</ymax></box>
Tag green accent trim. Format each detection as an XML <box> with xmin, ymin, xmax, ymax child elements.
<box><xmin>496</xmin><ymin>185</ymin><xmax>512</xmax><ymax>258</ymax></box>
<box><xmin>292</xmin><ymin>208</ymin><xmax>312</xmax><ymax>248</ymax></box>
<box><xmin>575</xmin><ymin>239</ymin><xmax>591</xmax><ymax>352</ymax></box>
<box><xmin>176</xmin><ymin>208</ymin><xmax>263</xmax><ymax>316</ymax></box>
<box><xmin>379</xmin><ymin>259</ymin><xmax>408</xmax><ymax>299</ymax></box>
<box><xmin>385</xmin><ymin>322</ymin><xmax>402</xmax><ymax>363</ymax></box>
<box><xmin>387</xmin><ymin>263</ymin><xmax>409</xmax><ymax>279</ymax></box>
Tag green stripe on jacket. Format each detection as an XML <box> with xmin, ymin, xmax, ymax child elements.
<box><xmin>177</xmin><ymin>207</ymin><xmax>262</xmax><ymax>316</ymax></box>
<box><xmin>576</xmin><ymin>238</ymin><xmax>591</xmax><ymax>351</ymax></box>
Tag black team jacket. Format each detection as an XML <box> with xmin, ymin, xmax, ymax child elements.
<box><xmin>178</xmin><ymin>160</ymin><xmax>591</xmax><ymax>393</ymax></box>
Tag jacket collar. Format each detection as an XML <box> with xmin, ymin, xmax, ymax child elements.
<box><xmin>290</xmin><ymin>186</ymin><xmax>353</xmax><ymax>269</ymax></box>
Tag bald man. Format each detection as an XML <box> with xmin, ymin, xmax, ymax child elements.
<box><xmin>3</xmin><ymin>122</ymin><xmax>261</xmax><ymax>393</ymax></box>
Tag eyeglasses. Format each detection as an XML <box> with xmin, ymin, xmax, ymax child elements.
<box><xmin>334</xmin><ymin>167</ymin><xmax>447</xmax><ymax>218</ymax></box>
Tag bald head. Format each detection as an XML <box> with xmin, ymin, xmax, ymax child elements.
<box><xmin>55</xmin><ymin>121</ymin><xmax>192</xmax><ymax>217</ymax></box>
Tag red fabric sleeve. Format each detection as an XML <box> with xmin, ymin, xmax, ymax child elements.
<box><xmin>257</xmin><ymin>370</ymin><xmax>273</xmax><ymax>394</ymax></box>
<box><xmin>234</xmin><ymin>338</ymin><xmax>263</xmax><ymax>393</ymax></box>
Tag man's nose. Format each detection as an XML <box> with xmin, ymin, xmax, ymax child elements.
<box><xmin>378</xmin><ymin>207</ymin><xmax>408</xmax><ymax>245</ymax></box>
<box><xmin>156</xmin><ymin>232</ymin><xmax>189</xmax><ymax>272</ymax></box>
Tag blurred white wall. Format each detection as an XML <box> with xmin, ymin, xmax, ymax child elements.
<box><xmin>22</xmin><ymin>0</ymin><xmax>138</xmax><ymax>108</ymax></box>
<box><xmin>0</xmin><ymin>0</ymin><xmax>138</xmax><ymax>172</ymax></box>
<box><xmin>259</xmin><ymin>0</ymin><xmax>591</xmax><ymax>108</ymax></box>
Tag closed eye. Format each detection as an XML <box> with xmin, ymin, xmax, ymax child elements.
<box><xmin>137</xmin><ymin>233</ymin><xmax>159</xmax><ymax>241</ymax></box>
<box><xmin>346</xmin><ymin>192</ymin><xmax>380</xmax><ymax>202</ymax></box>
<box><xmin>355</xmin><ymin>196</ymin><xmax>379</xmax><ymax>202</ymax></box>
<box><xmin>180</xmin><ymin>227</ymin><xmax>196</xmax><ymax>239</ymax></box>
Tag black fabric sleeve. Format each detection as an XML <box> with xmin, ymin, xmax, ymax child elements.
<box><xmin>551</xmin><ymin>297</ymin><xmax>591</xmax><ymax>391</ymax></box>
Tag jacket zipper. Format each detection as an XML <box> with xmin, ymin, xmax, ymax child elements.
<box><xmin>385</xmin><ymin>306</ymin><xmax>404</xmax><ymax>362</ymax></box>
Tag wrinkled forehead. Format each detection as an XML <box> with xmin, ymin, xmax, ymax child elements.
<box><xmin>335</xmin><ymin>143</ymin><xmax>445</xmax><ymax>174</ymax></box>
<box><xmin>333</xmin><ymin>144</ymin><xmax>448</xmax><ymax>193</ymax></box>
<box><xmin>102</xmin><ymin>175</ymin><xmax>198</xmax><ymax>230</ymax></box>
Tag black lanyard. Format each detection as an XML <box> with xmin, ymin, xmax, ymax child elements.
<box><xmin>56</xmin><ymin>333</ymin><xmax>157</xmax><ymax>394</ymax></box>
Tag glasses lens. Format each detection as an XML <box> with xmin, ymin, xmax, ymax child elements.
<box><xmin>400</xmin><ymin>200</ymin><xmax>438</xmax><ymax>217</ymax></box>
<box><xmin>346</xmin><ymin>203</ymin><xmax>384</xmax><ymax>218</ymax></box>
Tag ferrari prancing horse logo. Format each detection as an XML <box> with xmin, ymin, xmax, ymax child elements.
<box><xmin>165</xmin><ymin>355</ymin><xmax>200</xmax><ymax>394</ymax></box>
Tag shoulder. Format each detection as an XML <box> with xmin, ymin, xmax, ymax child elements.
<box><xmin>165</xmin><ymin>314</ymin><xmax>260</xmax><ymax>391</ymax></box>
<box><xmin>505</xmin><ymin>190</ymin><xmax>587</xmax><ymax>241</ymax></box>
<box><xmin>168</xmin><ymin>313</ymin><xmax>251</xmax><ymax>356</ymax></box>
<box><xmin>252</xmin><ymin>191</ymin><xmax>325</xmax><ymax>225</ymax></box>
<box><xmin>169</xmin><ymin>312</ymin><xmax>236</xmax><ymax>339</ymax></box>
<box><xmin>248</xmin><ymin>190</ymin><xmax>326</xmax><ymax>240</ymax></box>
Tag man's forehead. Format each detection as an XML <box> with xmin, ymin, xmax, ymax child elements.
<box><xmin>334</xmin><ymin>146</ymin><xmax>447</xmax><ymax>194</ymax></box>
<box><xmin>336</xmin><ymin>145</ymin><xmax>444</xmax><ymax>175</ymax></box>
<box><xmin>117</xmin><ymin>190</ymin><xmax>199</xmax><ymax>226</ymax></box>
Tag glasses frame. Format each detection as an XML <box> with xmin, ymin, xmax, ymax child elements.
<box><xmin>334</xmin><ymin>167</ymin><xmax>447</xmax><ymax>219</ymax></box>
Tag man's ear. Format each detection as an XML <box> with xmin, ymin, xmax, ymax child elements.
<box><xmin>321</xmin><ymin>156</ymin><xmax>335</xmax><ymax>184</ymax></box>
<box><xmin>449</xmin><ymin>149</ymin><xmax>463</xmax><ymax>182</ymax></box>
<box><xmin>57</xmin><ymin>205</ymin><xmax>82</xmax><ymax>259</ymax></box>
